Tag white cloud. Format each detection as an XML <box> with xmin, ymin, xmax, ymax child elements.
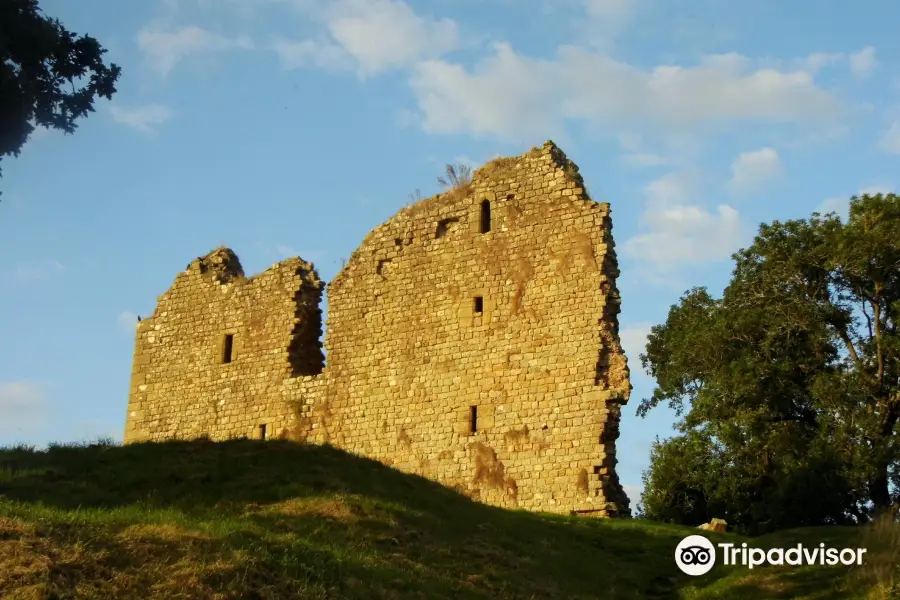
<box><xmin>621</xmin><ymin>152</ymin><xmax>668</xmax><ymax>167</ymax></box>
<box><xmin>776</xmin><ymin>123</ymin><xmax>849</xmax><ymax>150</ymax></box>
<box><xmin>582</xmin><ymin>0</ymin><xmax>635</xmax><ymax>43</ymax></box>
<box><xmin>14</xmin><ymin>260</ymin><xmax>64</xmax><ymax>282</ymax></box>
<box><xmin>627</xmin><ymin>204</ymin><xmax>741</xmax><ymax>266</ymax></box>
<box><xmin>410</xmin><ymin>45</ymin><xmax>558</xmax><ymax>139</ymax></box>
<box><xmin>642</xmin><ymin>170</ymin><xmax>693</xmax><ymax>205</ymax></box>
<box><xmin>327</xmin><ymin>0</ymin><xmax>458</xmax><ymax>75</ymax></box>
<box><xmin>617</xmin><ymin>132</ymin><xmax>668</xmax><ymax>167</ymax></box>
<box><xmin>137</xmin><ymin>26</ymin><xmax>254</xmax><ymax>76</ymax></box>
<box><xmin>879</xmin><ymin>121</ymin><xmax>900</xmax><ymax>155</ymax></box>
<box><xmin>817</xmin><ymin>196</ymin><xmax>848</xmax><ymax>219</ymax></box>
<box><xmin>585</xmin><ymin>0</ymin><xmax>634</xmax><ymax>22</ymax></box>
<box><xmin>619</xmin><ymin>322</ymin><xmax>653</xmax><ymax>365</ymax></box>
<box><xmin>803</xmin><ymin>51</ymin><xmax>844</xmax><ymax>73</ymax></box>
<box><xmin>117</xmin><ymin>311</ymin><xmax>140</xmax><ymax>334</ymax></box>
<box><xmin>729</xmin><ymin>147</ymin><xmax>781</xmax><ymax>192</ymax></box>
<box><xmin>163</xmin><ymin>0</ymin><xmax>288</xmax><ymax>16</ymax></box>
<box><xmin>271</xmin><ymin>38</ymin><xmax>352</xmax><ymax>71</ymax></box>
<box><xmin>787</xmin><ymin>48</ymin><xmax>874</xmax><ymax>77</ymax></box>
<box><xmin>409</xmin><ymin>44</ymin><xmax>842</xmax><ymax>140</ymax></box>
<box><xmin>617</xmin><ymin>132</ymin><xmax>642</xmax><ymax>152</ymax></box>
<box><xmin>0</xmin><ymin>382</ymin><xmax>48</xmax><ymax>437</ymax></box>
<box><xmin>274</xmin><ymin>0</ymin><xmax>459</xmax><ymax>76</ymax></box>
<box><xmin>109</xmin><ymin>104</ymin><xmax>172</xmax><ymax>133</ymax></box>
<box><xmin>849</xmin><ymin>46</ymin><xmax>877</xmax><ymax>77</ymax></box>
<box><xmin>624</xmin><ymin>172</ymin><xmax>742</xmax><ymax>269</ymax></box>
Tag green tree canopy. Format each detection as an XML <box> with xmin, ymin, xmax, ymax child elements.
<box><xmin>638</xmin><ymin>193</ymin><xmax>900</xmax><ymax>533</ymax></box>
<box><xmin>1</xmin><ymin>0</ymin><xmax>120</xmax><ymax>188</ymax></box>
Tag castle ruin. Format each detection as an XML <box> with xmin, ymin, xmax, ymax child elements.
<box><xmin>124</xmin><ymin>141</ymin><xmax>633</xmax><ymax>517</ymax></box>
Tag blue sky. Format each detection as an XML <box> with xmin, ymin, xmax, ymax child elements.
<box><xmin>2</xmin><ymin>0</ymin><xmax>899</xmax><ymax>505</ymax></box>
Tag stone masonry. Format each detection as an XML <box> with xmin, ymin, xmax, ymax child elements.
<box><xmin>124</xmin><ymin>141</ymin><xmax>633</xmax><ymax>517</ymax></box>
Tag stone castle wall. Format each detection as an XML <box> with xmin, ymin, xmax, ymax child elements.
<box><xmin>124</xmin><ymin>252</ymin><xmax>324</xmax><ymax>442</ymax></box>
<box><xmin>124</xmin><ymin>141</ymin><xmax>632</xmax><ymax>517</ymax></box>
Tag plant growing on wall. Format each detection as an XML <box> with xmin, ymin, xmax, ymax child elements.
<box><xmin>437</xmin><ymin>163</ymin><xmax>473</xmax><ymax>190</ymax></box>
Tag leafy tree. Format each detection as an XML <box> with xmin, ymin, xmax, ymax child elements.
<box><xmin>1</xmin><ymin>0</ymin><xmax>121</xmax><ymax>190</ymax></box>
<box><xmin>638</xmin><ymin>194</ymin><xmax>900</xmax><ymax>532</ymax></box>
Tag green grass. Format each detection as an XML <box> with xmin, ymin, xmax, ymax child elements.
<box><xmin>0</xmin><ymin>438</ymin><xmax>895</xmax><ymax>599</ymax></box>
<box><xmin>681</xmin><ymin>524</ymin><xmax>897</xmax><ymax>600</ymax></box>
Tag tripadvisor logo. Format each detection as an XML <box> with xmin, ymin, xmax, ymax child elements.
<box><xmin>675</xmin><ymin>535</ymin><xmax>868</xmax><ymax>576</ymax></box>
<box><xmin>676</xmin><ymin>535</ymin><xmax>716</xmax><ymax>576</ymax></box>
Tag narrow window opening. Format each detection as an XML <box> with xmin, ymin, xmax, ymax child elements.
<box><xmin>473</xmin><ymin>296</ymin><xmax>484</xmax><ymax>314</ymax></box>
<box><xmin>480</xmin><ymin>199</ymin><xmax>491</xmax><ymax>233</ymax></box>
<box><xmin>469</xmin><ymin>406</ymin><xmax>478</xmax><ymax>434</ymax></box>
<box><xmin>259</xmin><ymin>424</ymin><xmax>267</xmax><ymax>440</ymax></box>
<box><xmin>222</xmin><ymin>334</ymin><xmax>234</xmax><ymax>363</ymax></box>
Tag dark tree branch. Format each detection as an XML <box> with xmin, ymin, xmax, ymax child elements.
<box><xmin>0</xmin><ymin>0</ymin><xmax>120</xmax><ymax>195</ymax></box>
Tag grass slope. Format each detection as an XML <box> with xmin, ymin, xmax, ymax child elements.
<box><xmin>0</xmin><ymin>438</ymin><xmax>894</xmax><ymax>599</ymax></box>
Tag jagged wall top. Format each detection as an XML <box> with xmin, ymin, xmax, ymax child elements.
<box><xmin>187</xmin><ymin>247</ymin><xmax>245</xmax><ymax>283</ymax></box>
<box><xmin>329</xmin><ymin>140</ymin><xmax>598</xmax><ymax>292</ymax></box>
<box><xmin>149</xmin><ymin>247</ymin><xmax>323</xmax><ymax>321</ymax></box>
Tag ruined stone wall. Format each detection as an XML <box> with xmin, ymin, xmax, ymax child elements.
<box><xmin>124</xmin><ymin>141</ymin><xmax>632</xmax><ymax>517</ymax></box>
<box><xmin>124</xmin><ymin>250</ymin><xmax>324</xmax><ymax>443</ymax></box>
<box><xmin>298</xmin><ymin>141</ymin><xmax>632</xmax><ymax>516</ymax></box>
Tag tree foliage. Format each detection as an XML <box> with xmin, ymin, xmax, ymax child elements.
<box><xmin>639</xmin><ymin>194</ymin><xmax>900</xmax><ymax>533</ymax></box>
<box><xmin>0</xmin><ymin>0</ymin><xmax>120</xmax><ymax>187</ymax></box>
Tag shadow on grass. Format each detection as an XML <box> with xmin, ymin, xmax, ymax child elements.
<box><xmin>0</xmin><ymin>438</ymin><xmax>874</xmax><ymax>599</ymax></box>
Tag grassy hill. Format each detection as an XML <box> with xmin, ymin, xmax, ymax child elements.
<box><xmin>0</xmin><ymin>438</ymin><xmax>895</xmax><ymax>599</ymax></box>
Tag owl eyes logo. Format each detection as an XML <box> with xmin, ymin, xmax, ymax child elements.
<box><xmin>676</xmin><ymin>534</ymin><xmax>868</xmax><ymax>574</ymax></box>
<box><xmin>675</xmin><ymin>535</ymin><xmax>717</xmax><ymax>576</ymax></box>
<box><xmin>681</xmin><ymin>546</ymin><xmax>712</xmax><ymax>565</ymax></box>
